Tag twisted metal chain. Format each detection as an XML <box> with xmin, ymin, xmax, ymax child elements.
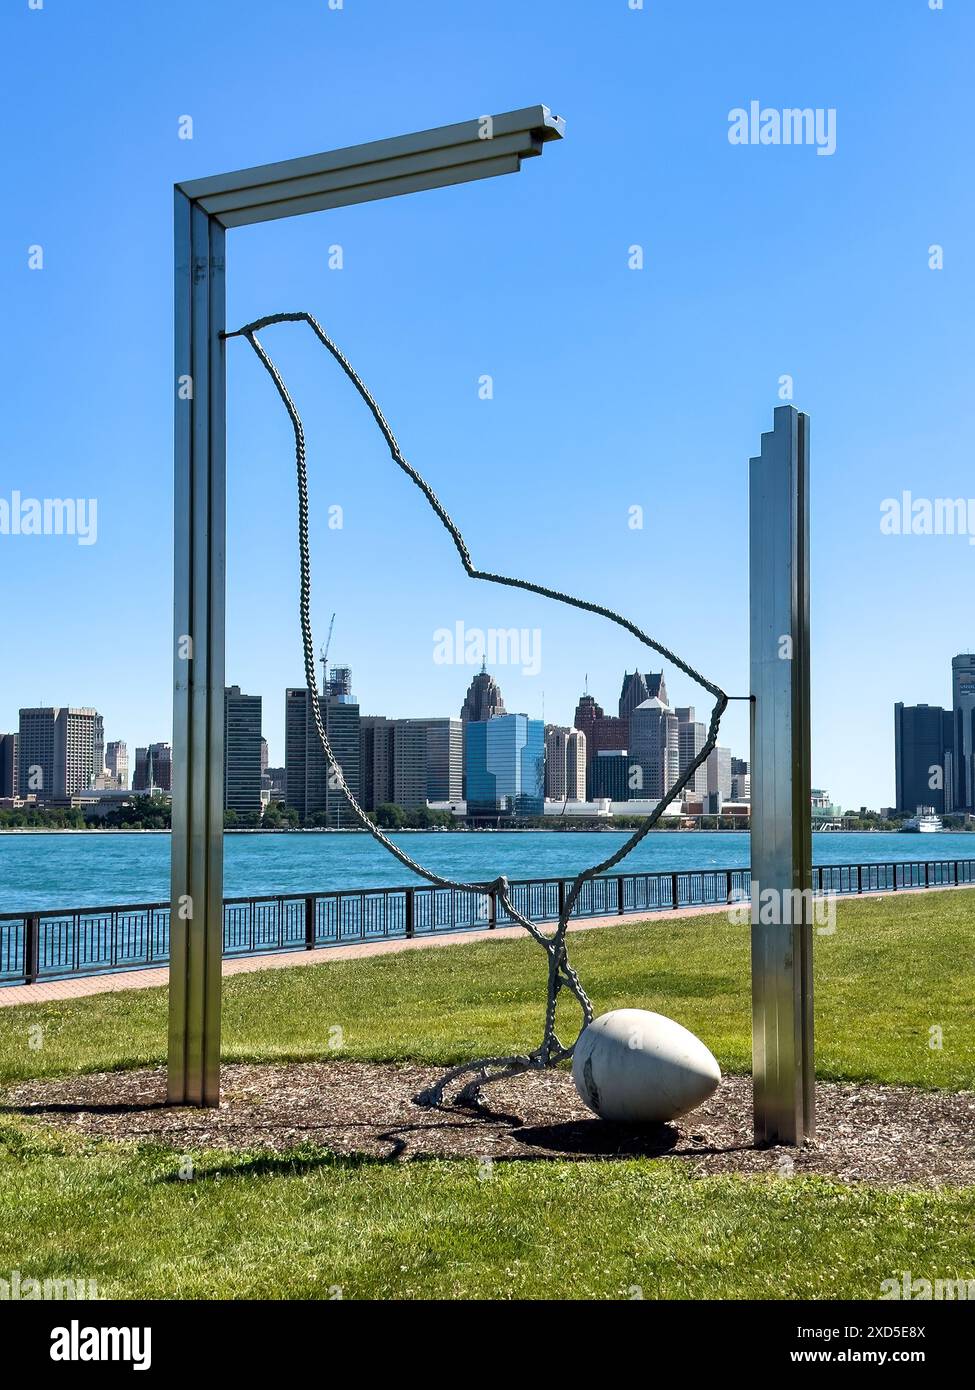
<box><xmin>225</xmin><ymin>311</ymin><xmax>728</xmax><ymax>1107</ymax></box>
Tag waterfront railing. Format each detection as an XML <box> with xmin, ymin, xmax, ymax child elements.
<box><xmin>2</xmin><ymin>858</ymin><xmax>974</xmax><ymax>986</ymax></box>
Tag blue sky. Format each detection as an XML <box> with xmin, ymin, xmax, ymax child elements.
<box><xmin>0</xmin><ymin>0</ymin><xmax>971</xmax><ymax>808</ymax></box>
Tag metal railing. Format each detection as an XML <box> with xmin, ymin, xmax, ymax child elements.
<box><xmin>2</xmin><ymin>857</ymin><xmax>973</xmax><ymax>986</ymax></box>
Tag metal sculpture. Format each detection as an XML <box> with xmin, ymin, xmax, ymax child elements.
<box><xmin>225</xmin><ymin>310</ymin><xmax>727</xmax><ymax>1106</ymax></box>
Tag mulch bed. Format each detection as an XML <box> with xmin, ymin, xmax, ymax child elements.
<box><xmin>5</xmin><ymin>1062</ymin><xmax>974</xmax><ymax>1187</ymax></box>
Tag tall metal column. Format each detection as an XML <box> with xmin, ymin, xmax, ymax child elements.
<box><xmin>169</xmin><ymin>194</ymin><xmax>226</xmax><ymax>1104</ymax></box>
<box><xmin>749</xmin><ymin>404</ymin><xmax>814</xmax><ymax>1145</ymax></box>
<box><xmin>168</xmin><ymin>107</ymin><xmax>564</xmax><ymax>1105</ymax></box>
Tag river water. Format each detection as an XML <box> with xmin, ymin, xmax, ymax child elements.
<box><xmin>1</xmin><ymin>829</ymin><xmax>973</xmax><ymax>912</ymax></box>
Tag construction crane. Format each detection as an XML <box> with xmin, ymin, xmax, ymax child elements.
<box><xmin>320</xmin><ymin>612</ymin><xmax>336</xmax><ymax>691</ymax></box>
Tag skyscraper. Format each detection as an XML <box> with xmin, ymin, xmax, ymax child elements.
<box><xmin>705</xmin><ymin>745</ymin><xmax>733</xmax><ymax>806</ymax></box>
<box><xmin>895</xmin><ymin>702</ymin><xmax>954</xmax><ymax>814</ymax></box>
<box><xmin>224</xmin><ymin>686</ymin><xmax>263</xmax><ymax>815</ymax></box>
<box><xmin>590</xmin><ymin>749</ymin><xmax>630</xmax><ymax>800</ymax></box>
<box><xmin>359</xmin><ymin>715</ymin><xmax>463</xmax><ymax>810</ymax></box>
<box><xmin>574</xmin><ymin>691</ymin><xmax>627</xmax><ymax>796</ymax></box>
<box><xmin>952</xmin><ymin>654</ymin><xmax>975</xmax><ymax>811</ymax></box>
<box><xmin>0</xmin><ymin>734</ymin><xmax>18</xmax><ymax>798</ymax></box>
<box><xmin>573</xmin><ymin>692</ymin><xmax>603</xmax><ymax>743</ymax></box>
<box><xmin>628</xmin><ymin>698</ymin><xmax>679</xmax><ymax>800</ymax></box>
<box><xmin>391</xmin><ymin>719</ymin><xmax>429</xmax><ymax>810</ymax></box>
<box><xmin>675</xmin><ymin>706</ymin><xmax>708</xmax><ymax>797</ymax></box>
<box><xmin>460</xmin><ymin>664</ymin><xmax>505</xmax><ymax>796</ymax></box>
<box><xmin>730</xmin><ymin>756</ymin><xmax>750</xmax><ymax>803</ymax></box>
<box><xmin>133</xmin><ymin>743</ymin><xmax>172</xmax><ymax>793</ymax></box>
<box><xmin>465</xmin><ymin>714</ymin><xmax>544</xmax><ymax>817</ymax></box>
<box><xmin>105</xmin><ymin>741</ymin><xmax>128</xmax><ymax>790</ymax></box>
<box><xmin>285</xmin><ymin>684</ymin><xmax>360</xmax><ymax>826</ymax></box>
<box><xmin>544</xmin><ymin>725</ymin><xmax>586</xmax><ymax>801</ymax></box>
<box><xmin>17</xmin><ymin>707</ymin><xmax>104</xmax><ymax>800</ymax></box>
<box><xmin>359</xmin><ymin>715</ymin><xmax>393</xmax><ymax>811</ymax></box>
<box><xmin>460</xmin><ymin>662</ymin><xmax>505</xmax><ymax>723</ymax></box>
<box><xmin>424</xmin><ymin>717</ymin><xmax>464</xmax><ymax>803</ymax></box>
<box><xmin>93</xmin><ymin>717</ymin><xmax>105</xmax><ymax>784</ymax></box>
<box><xmin>619</xmin><ymin>670</ymin><xmax>668</xmax><ymax>720</ymax></box>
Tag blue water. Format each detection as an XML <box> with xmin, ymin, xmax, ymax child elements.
<box><xmin>1</xmin><ymin>829</ymin><xmax>973</xmax><ymax>913</ymax></box>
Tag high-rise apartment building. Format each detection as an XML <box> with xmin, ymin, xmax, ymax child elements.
<box><xmin>544</xmin><ymin>725</ymin><xmax>586</xmax><ymax>801</ymax></box>
<box><xmin>224</xmin><ymin>686</ymin><xmax>263</xmax><ymax>815</ymax></box>
<box><xmin>359</xmin><ymin>716</ymin><xmax>392</xmax><ymax>811</ymax></box>
<box><xmin>0</xmin><ymin>733</ymin><xmax>18</xmax><ymax>798</ymax></box>
<box><xmin>285</xmin><ymin>685</ymin><xmax>360</xmax><ymax>826</ymax></box>
<box><xmin>17</xmin><ymin>707</ymin><xmax>104</xmax><ymax>800</ymax></box>
<box><xmin>952</xmin><ymin>654</ymin><xmax>975</xmax><ymax>811</ymax></box>
<box><xmin>105</xmin><ymin>741</ymin><xmax>129</xmax><ymax>790</ymax></box>
<box><xmin>359</xmin><ymin>715</ymin><xmax>463</xmax><ymax>810</ymax></box>
<box><xmin>391</xmin><ymin>719</ymin><xmax>429</xmax><ymax>810</ymax></box>
<box><xmin>424</xmin><ymin>717</ymin><xmax>463</xmax><ymax>803</ymax></box>
<box><xmin>895</xmin><ymin>702</ymin><xmax>954</xmax><ymax>814</ymax></box>
<box><xmin>465</xmin><ymin>714</ymin><xmax>544</xmax><ymax>817</ymax></box>
<box><xmin>628</xmin><ymin>698</ymin><xmax>679</xmax><ymax>800</ymax></box>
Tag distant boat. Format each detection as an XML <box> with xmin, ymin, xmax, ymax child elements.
<box><xmin>901</xmin><ymin>806</ymin><xmax>943</xmax><ymax>833</ymax></box>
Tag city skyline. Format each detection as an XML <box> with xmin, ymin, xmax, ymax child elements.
<box><xmin>2</xmin><ymin>659</ymin><xmax>752</xmax><ymax>806</ymax></box>
<box><xmin>8</xmin><ymin>646</ymin><xmax>975</xmax><ymax>817</ymax></box>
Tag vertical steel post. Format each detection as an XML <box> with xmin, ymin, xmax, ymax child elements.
<box><xmin>749</xmin><ymin>405</ymin><xmax>814</xmax><ymax>1146</ymax></box>
<box><xmin>169</xmin><ymin>192</ymin><xmax>226</xmax><ymax>1106</ymax></box>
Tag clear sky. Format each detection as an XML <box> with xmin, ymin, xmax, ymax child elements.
<box><xmin>0</xmin><ymin>0</ymin><xmax>971</xmax><ymax>808</ymax></box>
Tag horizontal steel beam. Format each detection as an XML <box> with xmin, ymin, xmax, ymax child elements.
<box><xmin>178</xmin><ymin>105</ymin><xmax>563</xmax><ymax>227</ymax></box>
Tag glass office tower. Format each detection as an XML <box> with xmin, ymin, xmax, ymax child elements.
<box><xmin>465</xmin><ymin>714</ymin><xmax>544</xmax><ymax>817</ymax></box>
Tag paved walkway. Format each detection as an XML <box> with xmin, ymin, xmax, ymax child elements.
<box><xmin>0</xmin><ymin>880</ymin><xmax>966</xmax><ymax>1010</ymax></box>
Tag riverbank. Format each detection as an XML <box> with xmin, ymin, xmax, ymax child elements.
<box><xmin>5</xmin><ymin>824</ymin><xmax>968</xmax><ymax>835</ymax></box>
<box><xmin>0</xmin><ymin>824</ymin><xmax>757</xmax><ymax>835</ymax></box>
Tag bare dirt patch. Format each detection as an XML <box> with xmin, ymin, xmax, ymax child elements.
<box><xmin>5</xmin><ymin>1062</ymin><xmax>974</xmax><ymax>1186</ymax></box>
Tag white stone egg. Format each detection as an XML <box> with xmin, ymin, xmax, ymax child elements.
<box><xmin>571</xmin><ymin>1008</ymin><xmax>721</xmax><ymax>1123</ymax></box>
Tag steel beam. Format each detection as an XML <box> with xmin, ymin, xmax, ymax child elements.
<box><xmin>169</xmin><ymin>108</ymin><xmax>563</xmax><ymax>1106</ymax></box>
<box><xmin>170</xmin><ymin>193</ymin><xmax>226</xmax><ymax>1104</ymax></box>
<box><xmin>177</xmin><ymin>106</ymin><xmax>563</xmax><ymax>226</ymax></box>
<box><xmin>749</xmin><ymin>404</ymin><xmax>814</xmax><ymax>1145</ymax></box>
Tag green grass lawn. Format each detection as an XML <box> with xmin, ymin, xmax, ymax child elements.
<box><xmin>1</xmin><ymin>890</ymin><xmax>973</xmax><ymax>1300</ymax></box>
